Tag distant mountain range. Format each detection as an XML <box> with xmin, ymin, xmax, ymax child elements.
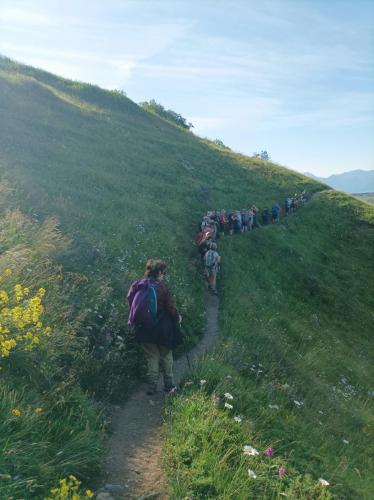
<box><xmin>304</xmin><ymin>169</ymin><xmax>374</xmax><ymax>194</ymax></box>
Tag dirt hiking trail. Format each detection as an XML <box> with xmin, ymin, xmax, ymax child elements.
<box><xmin>104</xmin><ymin>293</ymin><xmax>219</xmax><ymax>499</ymax></box>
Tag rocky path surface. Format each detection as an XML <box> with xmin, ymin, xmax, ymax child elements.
<box><xmin>102</xmin><ymin>293</ymin><xmax>220</xmax><ymax>499</ymax></box>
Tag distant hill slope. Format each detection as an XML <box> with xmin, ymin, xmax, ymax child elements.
<box><xmin>305</xmin><ymin>169</ymin><xmax>374</xmax><ymax>193</ymax></box>
<box><xmin>354</xmin><ymin>192</ymin><xmax>374</xmax><ymax>205</ymax></box>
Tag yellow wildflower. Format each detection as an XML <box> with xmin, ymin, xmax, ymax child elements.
<box><xmin>11</xmin><ymin>408</ymin><xmax>21</xmax><ymax>417</ymax></box>
<box><xmin>35</xmin><ymin>407</ymin><xmax>43</xmax><ymax>414</ymax></box>
<box><xmin>85</xmin><ymin>490</ymin><xmax>94</xmax><ymax>498</ymax></box>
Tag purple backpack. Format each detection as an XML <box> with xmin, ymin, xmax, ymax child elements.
<box><xmin>127</xmin><ymin>278</ymin><xmax>159</xmax><ymax>328</ymax></box>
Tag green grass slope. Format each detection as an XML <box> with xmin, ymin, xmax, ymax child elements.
<box><xmin>0</xmin><ymin>56</ymin><xmax>372</xmax><ymax>498</ymax></box>
<box><xmin>164</xmin><ymin>192</ymin><xmax>374</xmax><ymax>499</ymax></box>
<box><xmin>0</xmin><ymin>55</ymin><xmax>322</xmax><ymax>395</ymax></box>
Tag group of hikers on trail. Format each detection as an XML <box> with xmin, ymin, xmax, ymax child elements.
<box><xmin>196</xmin><ymin>191</ymin><xmax>307</xmax><ymax>294</ymax></box>
<box><xmin>126</xmin><ymin>191</ymin><xmax>307</xmax><ymax>396</ymax></box>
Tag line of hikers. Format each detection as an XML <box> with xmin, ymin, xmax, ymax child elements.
<box><xmin>126</xmin><ymin>191</ymin><xmax>308</xmax><ymax>396</ymax></box>
<box><xmin>196</xmin><ymin>191</ymin><xmax>308</xmax><ymax>294</ymax></box>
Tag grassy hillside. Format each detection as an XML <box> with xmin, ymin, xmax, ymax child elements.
<box><xmin>0</xmin><ymin>56</ymin><xmax>372</xmax><ymax>498</ymax></box>
<box><xmin>0</xmin><ymin>55</ymin><xmax>322</xmax><ymax>397</ymax></box>
<box><xmin>164</xmin><ymin>192</ymin><xmax>374</xmax><ymax>499</ymax></box>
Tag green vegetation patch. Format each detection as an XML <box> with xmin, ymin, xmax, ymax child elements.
<box><xmin>164</xmin><ymin>192</ymin><xmax>374</xmax><ymax>499</ymax></box>
<box><xmin>0</xmin><ymin>56</ymin><xmax>322</xmax><ymax>401</ymax></box>
<box><xmin>0</xmin><ymin>205</ymin><xmax>103</xmax><ymax>498</ymax></box>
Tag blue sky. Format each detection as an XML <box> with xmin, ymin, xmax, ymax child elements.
<box><xmin>0</xmin><ymin>0</ymin><xmax>373</xmax><ymax>177</ymax></box>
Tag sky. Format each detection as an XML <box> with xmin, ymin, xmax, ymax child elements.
<box><xmin>0</xmin><ymin>0</ymin><xmax>373</xmax><ymax>177</ymax></box>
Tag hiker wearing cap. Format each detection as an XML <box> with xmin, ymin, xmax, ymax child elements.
<box><xmin>219</xmin><ymin>209</ymin><xmax>227</xmax><ymax>237</ymax></box>
<box><xmin>208</xmin><ymin>219</ymin><xmax>217</xmax><ymax>241</ymax></box>
<box><xmin>252</xmin><ymin>205</ymin><xmax>259</xmax><ymax>228</ymax></box>
<box><xmin>284</xmin><ymin>198</ymin><xmax>291</xmax><ymax>215</ymax></box>
<box><xmin>201</xmin><ymin>215</ymin><xmax>210</xmax><ymax>231</ymax></box>
<box><xmin>301</xmin><ymin>190</ymin><xmax>307</xmax><ymax>205</ymax></box>
<box><xmin>271</xmin><ymin>203</ymin><xmax>280</xmax><ymax>223</ymax></box>
<box><xmin>248</xmin><ymin>208</ymin><xmax>255</xmax><ymax>230</ymax></box>
<box><xmin>203</xmin><ymin>243</ymin><xmax>221</xmax><ymax>294</ymax></box>
<box><xmin>291</xmin><ymin>194</ymin><xmax>298</xmax><ymax>212</ymax></box>
<box><xmin>198</xmin><ymin>231</ymin><xmax>212</xmax><ymax>262</ymax></box>
<box><xmin>262</xmin><ymin>207</ymin><xmax>270</xmax><ymax>225</ymax></box>
<box><xmin>227</xmin><ymin>211</ymin><xmax>234</xmax><ymax>235</ymax></box>
<box><xmin>234</xmin><ymin>210</ymin><xmax>242</xmax><ymax>234</ymax></box>
<box><xmin>127</xmin><ymin>259</ymin><xmax>182</xmax><ymax>396</ymax></box>
<box><xmin>241</xmin><ymin>209</ymin><xmax>249</xmax><ymax>232</ymax></box>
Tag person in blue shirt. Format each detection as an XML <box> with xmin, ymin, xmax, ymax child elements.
<box><xmin>271</xmin><ymin>203</ymin><xmax>280</xmax><ymax>223</ymax></box>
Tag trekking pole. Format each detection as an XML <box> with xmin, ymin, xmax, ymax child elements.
<box><xmin>186</xmin><ymin>351</ymin><xmax>192</xmax><ymax>370</ymax></box>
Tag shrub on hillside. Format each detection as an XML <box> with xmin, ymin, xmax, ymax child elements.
<box><xmin>140</xmin><ymin>99</ymin><xmax>194</xmax><ymax>129</ymax></box>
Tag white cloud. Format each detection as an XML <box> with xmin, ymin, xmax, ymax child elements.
<box><xmin>0</xmin><ymin>7</ymin><xmax>53</xmax><ymax>25</ymax></box>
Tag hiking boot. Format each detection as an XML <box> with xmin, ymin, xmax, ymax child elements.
<box><xmin>164</xmin><ymin>385</ymin><xmax>178</xmax><ymax>396</ymax></box>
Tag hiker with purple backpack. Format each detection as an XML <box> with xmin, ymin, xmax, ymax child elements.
<box><xmin>127</xmin><ymin>259</ymin><xmax>182</xmax><ymax>396</ymax></box>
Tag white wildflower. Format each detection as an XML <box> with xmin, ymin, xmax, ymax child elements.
<box><xmin>224</xmin><ymin>392</ymin><xmax>234</xmax><ymax>400</ymax></box>
<box><xmin>342</xmin><ymin>439</ymin><xmax>349</xmax><ymax>444</ymax></box>
<box><xmin>234</xmin><ymin>416</ymin><xmax>242</xmax><ymax>423</ymax></box>
<box><xmin>243</xmin><ymin>445</ymin><xmax>259</xmax><ymax>456</ymax></box>
<box><xmin>247</xmin><ymin>469</ymin><xmax>257</xmax><ymax>479</ymax></box>
<box><xmin>318</xmin><ymin>478</ymin><xmax>330</xmax><ymax>487</ymax></box>
<box><xmin>293</xmin><ymin>400</ymin><xmax>304</xmax><ymax>407</ymax></box>
<box><xmin>224</xmin><ymin>402</ymin><xmax>233</xmax><ymax>410</ymax></box>
<box><xmin>200</xmin><ymin>379</ymin><xmax>207</xmax><ymax>385</ymax></box>
<box><xmin>268</xmin><ymin>404</ymin><xmax>279</xmax><ymax>410</ymax></box>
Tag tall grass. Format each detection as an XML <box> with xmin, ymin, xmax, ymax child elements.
<box><xmin>0</xmin><ymin>205</ymin><xmax>103</xmax><ymax>497</ymax></box>
<box><xmin>164</xmin><ymin>192</ymin><xmax>374</xmax><ymax>499</ymax></box>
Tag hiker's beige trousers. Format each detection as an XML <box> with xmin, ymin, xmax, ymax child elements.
<box><xmin>142</xmin><ymin>343</ymin><xmax>173</xmax><ymax>388</ymax></box>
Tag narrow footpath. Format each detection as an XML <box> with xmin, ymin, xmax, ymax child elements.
<box><xmin>103</xmin><ymin>293</ymin><xmax>220</xmax><ymax>499</ymax></box>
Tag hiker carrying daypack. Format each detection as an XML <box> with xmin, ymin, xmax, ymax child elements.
<box><xmin>127</xmin><ymin>259</ymin><xmax>183</xmax><ymax>395</ymax></box>
<box><xmin>219</xmin><ymin>210</ymin><xmax>227</xmax><ymax>236</ymax></box>
<box><xmin>262</xmin><ymin>207</ymin><xmax>270</xmax><ymax>225</ymax></box>
<box><xmin>271</xmin><ymin>203</ymin><xmax>280</xmax><ymax>223</ymax></box>
<box><xmin>204</xmin><ymin>243</ymin><xmax>220</xmax><ymax>294</ymax></box>
<box><xmin>127</xmin><ymin>278</ymin><xmax>159</xmax><ymax>329</ymax></box>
